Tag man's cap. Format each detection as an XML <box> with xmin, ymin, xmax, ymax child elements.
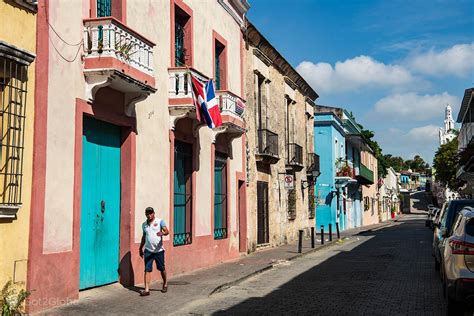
<box><xmin>145</xmin><ymin>207</ymin><xmax>154</xmax><ymax>214</ymax></box>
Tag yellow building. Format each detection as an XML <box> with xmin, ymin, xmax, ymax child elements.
<box><xmin>0</xmin><ymin>0</ymin><xmax>36</xmax><ymax>292</ymax></box>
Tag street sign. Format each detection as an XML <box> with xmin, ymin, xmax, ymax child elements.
<box><xmin>284</xmin><ymin>175</ymin><xmax>294</xmax><ymax>189</ymax></box>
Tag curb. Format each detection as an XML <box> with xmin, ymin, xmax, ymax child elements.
<box><xmin>209</xmin><ymin>239</ymin><xmax>340</xmax><ymax>296</ymax></box>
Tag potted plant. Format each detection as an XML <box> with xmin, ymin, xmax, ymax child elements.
<box><xmin>390</xmin><ymin>206</ymin><xmax>396</xmax><ymax>219</ymax></box>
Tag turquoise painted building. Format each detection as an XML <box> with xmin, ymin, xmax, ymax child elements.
<box><xmin>314</xmin><ymin>106</ymin><xmax>371</xmax><ymax>231</ymax></box>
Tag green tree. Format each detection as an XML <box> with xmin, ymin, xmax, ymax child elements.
<box><xmin>432</xmin><ymin>138</ymin><xmax>459</xmax><ymax>191</ymax></box>
<box><xmin>384</xmin><ymin>154</ymin><xmax>405</xmax><ymax>172</ymax></box>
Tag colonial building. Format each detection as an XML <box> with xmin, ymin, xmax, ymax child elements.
<box><xmin>456</xmin><ymin>87</ymin><xmax>474</xmax><ymax>197</ymax></box>
<box><xmin>379</xmin><ymin>167</ymin><xmax>400</xmax><ymax>221</ymax></box>
<box><xmin>361</xmin><ymin>149</ymin><xmax>379</xmax><ymax>226</ymax></box>
<box><xmin>314</xmin><ymin>106</ymin><xmax>372</xmax><ymax>231</ymax></box>
<box><xmin>0</xmin><ymin>0</ymin><xmax>36</xmax><ymax>293</ymax></box>
<box><xmin>243</xmin><ymin>22</ymin><xmax>319</xmax><ymax>251</ymax></box>
<box><xmin>27</xmin><ymin>0</ymin><xmax>249</xmax><ymax>312</ymax></box>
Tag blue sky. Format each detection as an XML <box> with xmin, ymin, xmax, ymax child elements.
<box><xmin>247</xmin><ymin>0</ymin><xmax>474</xmax><ymax>163</ymax></box>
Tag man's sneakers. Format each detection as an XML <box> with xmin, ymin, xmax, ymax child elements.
<box><xmin>161</xmin><ymin>285</ymin><xmax>168</xmax><ymax>293</ymax></box>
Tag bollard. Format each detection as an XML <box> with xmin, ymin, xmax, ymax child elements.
<box><xmin>320</xmin><ymin>225</ymin><xmax>324</xmax><ymax>245</ymax></box>
<box><xmin>329</xmin><ymin>223</ymin><xmax>333</xmax><ymax>241</ymax></box>
<box><xmin>311</xmin><ymin>227</ymin><xmax>315</xmax><ymax>248</ymax></box>
<box><xmin>336</xmin><ymin>222</ymin><xmax>341</xmax><ymax>240</ymax></box>
<box><xmin>298</xmin><ymin>230</ymin><xmax>303</xmax><ymax>253</ymax></box>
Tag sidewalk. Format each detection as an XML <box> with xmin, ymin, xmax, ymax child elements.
<box><xmin>40</xmin><ymin>218</ymin><xmax>400</xmax><ymax>315</ymax></box>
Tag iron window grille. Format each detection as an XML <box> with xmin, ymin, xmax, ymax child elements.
<box><xmin>97</xmin><ymin>0</ymin><xmax>111</xmax><ymax>17</ymax></box>
<box><xmin>173</xmin><ymin>141</ymin><xmax>193</xmax><ymax>246</ymax></box>
<box><xmin>214</xmin><ymin>153</ymin><xmax>228</xmax><ymax>240</ymax></box>
<box><xmin>0</xmin><ymin>42</ymin><xmax>34</xmax><ymax>212</ymax></box>
<box><xmin>288</xmin><ymin>188</ymin><xmax>296</xmax><ymax>220</ymax></box>
<box><xmin>308</xmin><ymin>185</ymin><xmax>315</xmax><ymax>219</ymax></box>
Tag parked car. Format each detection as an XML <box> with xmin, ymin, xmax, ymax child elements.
<box><xmin>433</xmin><ymin>200</ymin><xmax>474</xmax><ymax>271</ymax></box>
<box><xmin>426</xmin><ymin>207</ymin><xmax>437</xmax><ymax>227</ymax></box>
<box><xmin>428</xmin><ymin>208</ymin><xmax>440</xmax><ymax>229</ymax></box>
<box><xmin>441</xmin><ymin>207</ymin><xmax>474</xmax><ymax>313</ymax></box>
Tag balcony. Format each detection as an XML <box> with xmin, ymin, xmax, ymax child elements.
<box><xmin>215</xmin><ymin>90</ymin><xmax>246</xmax><ymax>136</ymax></box>
<box><xmin>306</xmin><ymin>153</ymin><xmax>320</xmax><ymax>177</ymax></box>
<box><xmin>82</xmin><ymin>17</ymin><xmax>156</xmax><ymax>114</ymax></box>
<box><xmin>335</xmin><ymin>159</ymin><xmax>356</xmax><ymax>188</ymax></box>
<box><xmin>356</xmin><ymin>163</ymin><xmax>374</xmax><ymax>185</ymax></box>
<box><xmin>256</xmin><ymin>129</ymin><xmax>279</xmax><ymax>164</ymax></box>
<box><xmin>286</xmin><ymin>143</ymin><xmax>303</xmax><ymax>170</ymax></box>
<box><xmin>168</xmin><ymin>67</ymin><xmax>208</xmax><ymax>129</ymax></box>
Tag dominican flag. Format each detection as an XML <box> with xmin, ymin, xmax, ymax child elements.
<box><xmin>191</xmin><ymin>75</ymin><xmax>222</xmax><ymax>128</ymax></box>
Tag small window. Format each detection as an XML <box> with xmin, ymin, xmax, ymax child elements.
<box><xmin>97</xmin><ymin>0</ymin><xmax>111</xmax><ymax>17</ymax></box>
<box><xmin>214</xmin><ymin>40</ymin><xmax>226</xmax><ymax>90</ymax></box>
<box><xmin>174</xmin><ymin>5</ymin><xmax>192</xmax><ymax>67</ymax></box>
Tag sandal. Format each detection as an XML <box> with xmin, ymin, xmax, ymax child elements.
<box><xmin>139</xmin><ymin>290</ymin><xmax>150</xmax><ymax>296</ymax></box>
<box><xmin>161</xmin><ymin>286</ymin><xmax>168</xmax><ymax>293</ymax></box>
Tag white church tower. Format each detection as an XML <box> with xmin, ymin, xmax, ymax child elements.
<box><xmin>439</xmin><ymin>104</ymin><xmax>456</xmax><ymax>145</ymax></box>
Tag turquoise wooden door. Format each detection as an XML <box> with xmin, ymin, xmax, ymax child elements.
<box><xmin>80</xmin><ymin>116</ymin><xmax>121</xmax><ymax>290</ymax></box>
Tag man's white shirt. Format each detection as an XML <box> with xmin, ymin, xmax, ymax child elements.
<box><xmin>142</xmin><ymin>217</ymin><xmax>166</xmax><ymax>253</ymax></box>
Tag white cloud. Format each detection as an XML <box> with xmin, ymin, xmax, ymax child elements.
<box><xmin>375</xmin><ymin>124</ymin><xmax>441</xmax><ymax>162</ymax></box>
<box><xmin>406</xmin><ymin>125</ymin><xmax>440</xmax><ymax>141</ymax></box>
<box><xmin>408</xmin><ymin>43</ymin><xmax>474</xmax><ymax>77</ymax></box>
<box><xmin>373</xmin><ymin>92</ymin><xmax>459</xmax><ymax>121</ymax></box>
<box><xmin>296</xmin><ymin>55</ymin><xmax>414</xmax><ymax>94</ymax></box>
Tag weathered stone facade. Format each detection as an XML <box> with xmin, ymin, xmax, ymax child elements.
<box><xmin>243</xmin><ymin>23</ymin><xmax>318</xmax><ymax>252</ymax></box>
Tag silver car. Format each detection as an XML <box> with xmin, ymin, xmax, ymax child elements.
<box><xmin>441</xmin><ymin>207</ymin><xmax>474</xmax><ymax>313</ymax></box>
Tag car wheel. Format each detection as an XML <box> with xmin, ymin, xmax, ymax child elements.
<box><xmin>435</xmin><ymin>258</ymin><xmax>440</xmax><ymax>271</ymax></box>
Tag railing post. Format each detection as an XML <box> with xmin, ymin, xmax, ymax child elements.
<box><xmin>329</xmin><ymin>223</ymin><xmax>333</xmax><ymax>241</ymax></box>
<box><xmin>177</xmin><ymin>73</ymin><xmax>185</xmax><ymax>97</ymax></box>
<box><xmin>298</xmin><ymin>229</ymin><xmax>303</xmax><ymax>253</ymax></box>
<box><xmin>320</xmin><ymin>225</ymin><xmax>324</xmax><ymax>245</ymax></box>
<box><xmin>336</xmin><ymin>222</ymin><xmax>340</xmax><ymax>240</ymax></box>
<box><xmin>311</xmin><ymin>226</ymin><xmax>315</xmax><ymax>248</ymax></box>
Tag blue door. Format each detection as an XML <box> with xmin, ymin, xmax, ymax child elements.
<box><xmin>80</xmin><ymin>116</ymin><xmax>121</xmax><ymax>290</ymax></box>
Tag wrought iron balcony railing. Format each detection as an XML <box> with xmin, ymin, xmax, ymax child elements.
<box><xmin>257</xmin><ymin>129</ymin><xmax>279</xmax><ymax>158</ymax></box>
<box><xmin>306</xmin><ymin>153</ymin><xmax>320</xmax><ymax>174</ymax></box>
<box><xmin>287</xmin><ymin>143</ymin><xmax>303</xmax><ymax>167</ymax></box>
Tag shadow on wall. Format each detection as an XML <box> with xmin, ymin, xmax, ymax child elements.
<box><xmin>324</xmin><ymin>191</ymin><xmax>334</xmax><ymax>206</ymax></box>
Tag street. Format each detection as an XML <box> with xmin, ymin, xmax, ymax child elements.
<box><xmin>42</xmin><ymin>191</ymin><xmax>470</xmax><ymax>315</ymax></box>
<box><xmin>174</xmin><ymin>212</ymin><xmax>446</xmax><ymax>314</ymax></box>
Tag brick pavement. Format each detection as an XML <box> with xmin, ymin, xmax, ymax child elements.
<box><xmin>176</xmin><ymin>213</ymin><xmax>447</xmax><ymax>315</ymax></box>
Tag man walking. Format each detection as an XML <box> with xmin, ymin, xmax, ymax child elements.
<box><xmin>139</xmin><ymin>207</ymin><xmax>169</xmax><ymax>296</ymax></box>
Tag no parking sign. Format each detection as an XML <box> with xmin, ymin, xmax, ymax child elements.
<box><xmin>284</xmin><ymin>174</ymin><xmax>294</xmax><ymax>189</ymax></box>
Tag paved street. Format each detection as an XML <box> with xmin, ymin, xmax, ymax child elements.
<box><xmin>174</xmin><ymin>212</ymin><xmax>446</xmax><ymax>315</ymax></box>
<box><xmin>41</xmin><ymin>193</ymin><xmax>459</xmax><ymax>315</ymax></box>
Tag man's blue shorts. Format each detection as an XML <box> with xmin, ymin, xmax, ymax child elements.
<box><xmin>144</xmin><ymin>250</ymin><xmax>165</xmax><ymax>272</ymax></box>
